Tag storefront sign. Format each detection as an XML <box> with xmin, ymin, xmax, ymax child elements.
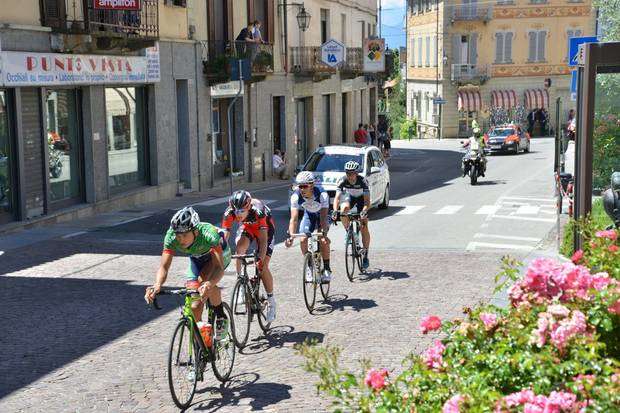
<box><xmin>0</xmin><ymin>47</ymin><xmax>160</xmax><ymax>86</ymax></box>
<box><xmin>320</xmin><ymin>39</ymin><xmax>345</xmax><ymax>68</ymax></box>
<box><xmin>210</xmin><ymin>81</ymin><xmax>244</xmax><ymax>98</ymax></box>
<box><xmin>94</xmin><ymin>0</ymin><xmax>141</xmax><ymax>10</ymax></box>
<box><xmin>363</xmin><ymin>38</ymin><xmax>385</xmax><ymax>73</ymax></box>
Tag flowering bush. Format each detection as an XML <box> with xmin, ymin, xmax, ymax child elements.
<box><xmin>298</xmin><ymin>245</ymin><xmax>620</xmax><ymax>411</ymax></box>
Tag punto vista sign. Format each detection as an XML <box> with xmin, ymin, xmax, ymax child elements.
<box><xmin>94</xmin><ymin>0</ymin><xmax>141</xmax><ymax>10</ymax></box>
<box><xmin>0</xmin><ymin>46</ymin><xmax>160</xmax><ymax>86</ymax></box>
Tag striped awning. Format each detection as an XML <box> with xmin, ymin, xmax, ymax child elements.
<box><xmin>457</xmin><ymin>90</ymin><xmax>482</xmax><ymax>112</ymax></box>
<box><xmin>524</xmin><ymin>89</ymin><xmax>549</xmax><ymax>109</ymax></box>
<box><xmin>491</xmin><ymin>90</ymin><xmax>518</xmax><ymax>109</ymax></box>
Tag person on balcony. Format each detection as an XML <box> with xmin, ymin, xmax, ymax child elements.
<box><xmin>236</xmin><ymin>23</ymin><xmax>255</xmax><ymax>58</ymax></box>
<box><xmin>252</xmin><ymin>21</ymin><xmax>266</xmax><ymax>44</ymax></box>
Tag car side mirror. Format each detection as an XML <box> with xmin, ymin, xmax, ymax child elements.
<box><xmin>370</xmin><ymin>166</ymin><xmax>381</xmax><ymax>174</ymax></box>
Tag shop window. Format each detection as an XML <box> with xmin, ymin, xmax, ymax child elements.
<box><xmin>0</xmin><ymin>90</ymin><xmax>15</xmax><ymax>223</ymax></box>
<box><xmin>105</xmin><ymin>87</ymin><xmax>148</xmax><ymax>191</ymax></box>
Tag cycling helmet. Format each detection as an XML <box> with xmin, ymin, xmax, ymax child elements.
<box><xmin>229</xmin><ymin>190</ymin><xmax>252</xmax><ymax>211</ymax></box>
<box><xmin>344</xmin><ymin>161</ymin><xmax>360</xmax><ymax>172</ymax></box>
<box><xmin>295</xmin><ymin>171</ymin><xmax>315</xmax><ymax>185</ymax></box>
<box><xmin>170</xmin><ymin>206</ymin><xmax>200</xmax><ymax>233</ymax></box>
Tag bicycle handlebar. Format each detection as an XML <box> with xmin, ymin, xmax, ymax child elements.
<box><xmin>289</xmin><ymin>232</ymin><xmax>326</xmax><ymax>238</ymax></box>
<box><xmin>147</xmin><ymin>288</ymin><xmax>198</xmax><ymax>311</ymax></box>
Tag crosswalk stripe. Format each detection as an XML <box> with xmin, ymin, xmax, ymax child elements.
<box><xmin>500</xmin><ymin>196</ymin><xmax>555</xmax><ymax>202</ymax></box>
<box><xmin>394</xmin><ymin>206</ymin><xmax>425</xmax><ymax>215</ymax></box>
<box><xmin>434</xmin><ymin>205</ymin><xmax>463</xmax><ymax>215</ymax></box>
<box><xmin>473</xmin><ymin>233</ymin><xmax>541</xmax><ymax>242</ymax></box>
<box><xmin>466</xmin><ymin>241</ymin><xmax>535</xmax><ymax>251</ymax></box>
<box><xmin>516</xmin><ymin>205</ymin><xmax>540</xmax><ymax>215</ymax></box>
<box><xmin>475</xmin><ymin>205</ymin><xmax>501</xmax><ymax>215</ymax></box>
<box><xmin>491</xmin><ymin>214</ymin><xmax>556</xmax><ymax>223</ymax></box>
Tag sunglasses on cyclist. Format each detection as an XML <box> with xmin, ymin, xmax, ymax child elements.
<box><xmin>298</xmin><ymin>184</ymin><xmax>312</xmax><ymax>189</ymax></box>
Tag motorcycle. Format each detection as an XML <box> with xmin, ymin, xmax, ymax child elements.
<box><xmin>461</xmin><ymin>140</ymin><xmax>486</xmax><ymax>185</ymax></box>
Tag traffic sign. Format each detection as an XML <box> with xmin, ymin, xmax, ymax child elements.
<box><xmin>320</xmin><ymin>39</ymin><xmax>346</xmax><ymax>68</ymax></box>
<box><xmin>568</xmin><ymin>36</ymin><xmax>597</xmax><ymax>67</ymax></box>
<box><xmin>432</xmin><ymin>98</ymin><xmax>447</xmax><ymax>105</ymax></box>
<box><xmin>570</xmin><ymin>70</ymin><xmax>577</xmax><ymax>94</ymax></box>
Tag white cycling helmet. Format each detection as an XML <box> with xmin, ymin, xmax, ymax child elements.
<box><xmin>295</xmin><ymin>171</ymin><xmax>315</xmax><ymax>185</ymax></box>
<box><xmin>344</xmin><ymin>161</ymin><xmax>360</xmax><ymax>172</ymax></box>
<box><xmin>170</xmin><ymin>206</ymin><xmax>200</xmax><ymax>233</ymax></box>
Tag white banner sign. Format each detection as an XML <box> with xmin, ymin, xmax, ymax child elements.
<box><xmin>0</xmin><ymin>46</ymin><xmax>160</xmax><ymax>86</ymax></box>
<box><xmin>320</xmin><ymin>39</ymin><xmax>346</xmax><ymax>68</ymax></box>
<box><xmin>363</xmin><ymin>38</ymin><xmax>385</xmax><ymax>73</ymax></box>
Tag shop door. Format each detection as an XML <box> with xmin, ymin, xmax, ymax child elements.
<box><xmin>0</xmin><ymin>90</ymin><xmax>16</xmax><ymax>224</ymax></box>
<box><xmin>272</xmin><ymin>96</ymin><xmax>285</xmax><ymax>153</ymax></box>
<box><xmin>176</xmin><ymin>80</ymin><xmax>191</xmax><ymax>189</ymax></box>
<box><xmin>296</xmin><ymin>99</ymin><xmax>308</xmax><ymax>164</ymax></box>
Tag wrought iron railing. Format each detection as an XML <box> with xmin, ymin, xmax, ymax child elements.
<box><xmin>451</xmin><ymin>64</ymin><xmax>489</xmax><ymax>83</ymax></box>
<box><xmin>289</xmin><ymin>46</ymin><xmax>336</xmax><ymax>75</ymax></box>
<box><xmin>450</xmin><ymin>5</ymin><xmax>492</xmax><ymax>22</ymax></box>
<box><xmin>341</xmin><ymin>47</ymin><xmax>363</xmax><ymax>75</ymax></box>
<box><xmin>202</xmin><ymin>40</ymin><xmax>274</xmax><ymax>79</ymax></box>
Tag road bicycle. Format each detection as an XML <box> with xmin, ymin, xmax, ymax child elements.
<box><xmin>342</xmin><ymin>212</ymin><xmax>365</xmax><ymax>281</ymax></box>
<box><xmin>229</xmin><ymin>253</ymin><xmax>272</xmax><ymax>349</ymax></box>
<box><xmin>149</xmin><ymin>287</ymin><xmax>235</xmax><ymax>409</ymax></box>
<box><xmin>290</xmin><ymin>231</ymin><xmax>330</xmax><ymax>312</ymax></box>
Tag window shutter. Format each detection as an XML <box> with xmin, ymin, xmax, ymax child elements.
<box><xmin>426</xmin><ymin>36</ymin><xmax>431</xmax><ymax>66</ymax></box>
<box><xmin>528</xmin><ymin>31</ymin><xmax>537</xmax><ymax>61</ymax></box>
<box><xmin>537</xmin><ymin>31</ymin><xmax>546</xmax><ymax>62</ymax></box>
<box><xmin>413</xmin><ymin>0</ymin><xmax>418</xmax><ymax>13</ymax></box>
<box><xmin>433</xmin><ymin>35</ymin><xmax>438</xmax><ymax>67</ymax></box>
<box><xmin>418</xmin><ymin>37</ymin><xmax>423</xmax><ymax>66</ymax></box>
<box><xmin>505</xmin><ymin>32</ymin><xmax>513</xmax><ymax>63</ymax></box>
<box><xmin>452</xmin><ymin>34</ymin><xmax>461</xmax><ymax>65</ymax></box>
<box><xmin>469</xmin><ymin>33</ymin><xmax>478</xmax><ymax>65</ymax></box>
<box><xmin>410</xmin><ymin>36</ymin><xmax>415</xmax><ymax>66</ymax></box>
<box><xmin>495</xmin><ymin>32</ymin><xmax>504</xmax><ymax>63</ymax></box>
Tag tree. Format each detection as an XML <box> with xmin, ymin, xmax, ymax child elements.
<box><xmin>385</xmin><ymin>51</ymin><xmax>407</xmax><ymax>139</ymax></box>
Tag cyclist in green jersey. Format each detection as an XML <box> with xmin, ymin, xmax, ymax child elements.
<box><xmin>145</xmin><ymin>206</ymin><xmax>232</xmax><ymax>338</ymax></box>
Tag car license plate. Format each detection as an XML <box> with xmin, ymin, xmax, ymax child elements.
<box><xmin>491</xmin><ymin>144</ymin><xmax>502</xmax><ymax>149</ymax></box>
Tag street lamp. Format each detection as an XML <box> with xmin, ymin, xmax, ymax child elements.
<box><xmin>296</xmin><ymin>6</ymin><xmax>311</xmax><ymax>31</ymax></box>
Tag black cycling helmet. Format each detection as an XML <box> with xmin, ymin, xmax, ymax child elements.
<box><xmin>170</xmin><ymin>206</ymin><xmax>200</xmax><ymax>233</ymax></box>
<box><xmin>229</xmin><ymin>190</ymin><xmax>252</xmax><ymax>211</ymax></box>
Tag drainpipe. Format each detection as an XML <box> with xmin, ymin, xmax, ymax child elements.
<box><xmin>194</xmin><ymin>43</ymin><xmax>202</xmax><ymax>191</ymax></box>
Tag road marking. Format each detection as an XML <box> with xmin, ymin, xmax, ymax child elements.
<box><xmin>272</xmin><ymin>204</ymin><xmax>290</xmax><ymax>211</ymax></box>
<box><xmin>475</xmin><ymin>205</ymin><xmax>501</xmax><ymax>215</ymax></box>
<box><xmin>394</xmin><ymin>206</ymin><xmax>425</xmax><ymax>215</ymax></box>
<box><xmin>434</xmin><ymin>205</ymin><xmax>463</xmax><ymax>215</ymax></box>
<box><xmin>491</xmin><ymin>214</ymin><xmax>556</xmax><ymax>223</ymax></box>
<box><xmin>109</xmin><ymin>215</ymin><xmax>152</xmax><ymax>227</ymax></box>
<box><xmin>61</xmin><ymin>231</ymin><xmax>88</xmax><ymax>239</ymax></box>
<box><xmin>500</xmin><ymin>200</ymin><xmax>555</xmax><ymax>207</ymax></box>
<box><xmin>500</xmin><ymin>196</ymin><xmax>555</xmax><ymax>202</ymax></box>
<box><xmin>99</xmin><ymin>239</ymin><xmax>162</xmax><ymax>245</ymax></box>
<box><xmin>466</xmin><ymin>241</ymin><xmax>535</xmax><ymax>251</ymax></box>
<box><xmin>474</xmin><ymin>233</ymin><xmax>541</xmax><ymax>242</ymax></box>
<box><xmin>516</xmin><ymin>205</ymin><xmax>540</xmax><ymax>215</ymax></box>
<box><xmin>193</xmin><ymin>196</ymin><xmax>231</xmax><ymax>206</ymax></box>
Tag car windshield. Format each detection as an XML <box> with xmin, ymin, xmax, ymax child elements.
<box><xmin>490</xmin><ymin>128</ymin><xmax>515</xmax><ymax>137</ymax></box>
<box><xmin>304</xmin><ymin>153</ymin><xmax>364</xmax><ymax>172</ymax></box>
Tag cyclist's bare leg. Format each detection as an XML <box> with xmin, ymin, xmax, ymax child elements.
<box><xmin>320</xmin><ymin>236</ymin><xmax>330</xmax><ymax>261</ymax></box>
<box><xmin>235</xmin><ymin>235</ymin><xmax>251</xmax><ymax>275</ymax></box>
<box><xmin>300</xmin><ymin>238</ymin><xmax>309</xmax><ymax>255</ymax></box>
<box><xmin>340</xmin><ymin>204</ymin><xmax>351</xmax><ymax>230</ymax></box>
<box><xmin>361</xmin><ymin>218</ymin><xmax>370</xmax><ymax>249</ymax></box>
<box><xmin>190</xmin><ymin>260</ymin><xmax>223</xmax><ymax>322</ymax></box>
<box><xmin>260</xmin><ymin>255</ymin><xmax>274</xmax><ymax>294</ymax></box>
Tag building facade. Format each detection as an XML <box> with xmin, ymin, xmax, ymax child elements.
<box><xmin>406</xmin><ymin>0</ymin><xmax>596</xmax><ymax>139</ymax></box>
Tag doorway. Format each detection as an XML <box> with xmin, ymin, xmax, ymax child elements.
<box><xmin>176</xmin><ymin>80</ymin><xmax>191</xmax><ymax>189</ymax></box>
<box><xmin>212</xmin><ymin>98</ymin><xmax>244</xmax><ymax>180</ymax></box>
<box><xmin>0</xmin><ymin>90</ymin><xmax>16</xmax><ymax>224</ymax></box>
<box><xmin>323</xmin><ymin>94</ymin><xmax>332</xmax><ymax>145</ymax></box>
<box><xmin>272</xmin><ymin>96</ymin><xmax>286</xmax><ymax>153</ymax></box>
<box><xmin>296</xmin><ymin>98</ymin><xmax>312</xmax><ymax>164</ymax></box>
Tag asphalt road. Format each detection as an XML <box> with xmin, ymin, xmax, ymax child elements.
<box><xmin>0</xmin><ymin>138</ymin><xmax>559</xmax><ymax>412</ymax></box>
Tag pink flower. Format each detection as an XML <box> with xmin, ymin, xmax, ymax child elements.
<box><xmin>591</xmin><ymin>272</ymin><xmax>611</xmax><ymax>290</ymax></box>
<box><xmin>480</xmin><ymin>312</ymin><xmax>499</xmax><ymax>330</ymax></box>
<box><xmin>608</xmin><ymin>299</ymin><xmax>620</xmax><ymax>315</ymax></box>
<box><xmin>422</xmin><ymin>340</ymin><xmax>445</xmax><ymax>370</ymax></box>
<box><xmin>549</xmin><ymin>310</ymin><xmax>587</xmax><ymax>350</ymax></box>
<box><xmin>443</xmin><ymin>394</ymin><xmax>464</xmax><ymax>413</ymax></box>
<box><xmin>502</xmin><ymin>390</ymin><xmax>536</xmax><ymax>407</ymax></box>
<box><xmin>595</xmin><ymin>229</ymin><xmax>617</xmax><ymax>240</ymax></box>
<box><xmin>364</xmin><ymin>368</ymin><xmax>388</xmax><ymax>391</ymax></box>
<box><xmin>547</xmin><ymin>304</ymin><xmax>570</xmax><ymax>318</ymax></box>
<box><xmin>547</xmin><ymin>391</ymin><xmax>577</xmax><ymax>410</ymax></box>
<box><xmin>609</xmin><ymin>245</ymin><xmax>619</xmax><ymax>253</ymax></box>
<box><xmin>571</xmin><ymin>249</ymin><xmax>584</xmax><ymax>264</ymax></box>
<box><xmin>573</xmin><ymin>374</ymin><xmax>596</xmax><ymax>392</ymax></box>
<box><xmin>420</xmin><ymin>315</ymin><xmax>442</xmax><ymax>334</ymax></box>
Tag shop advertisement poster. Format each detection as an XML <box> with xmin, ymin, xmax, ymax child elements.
<box><xmin>94</xmin><ymin>0</ymin><xmax>141</xmax><ymax>10</ymax></box>
<box><xmin>0</xmin><ymin>44</ymin><xmax>161</xmax><ymax>87</ymax></box>
<box><xmin>363</xmin><ymin>38</ymin><xmax>385</xmax><ymax>73</ymax></box>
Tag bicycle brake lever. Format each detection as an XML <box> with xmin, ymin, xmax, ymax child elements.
<box><xmin>149</xmin><ymin>297</ymin><xmax>162</xmax><ymax>311</ymax></box>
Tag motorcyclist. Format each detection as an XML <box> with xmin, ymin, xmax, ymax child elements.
<box><xmin>461</xmin><ymin>119</ymin><xmax>487</xmax><ymax>177</ymax></box>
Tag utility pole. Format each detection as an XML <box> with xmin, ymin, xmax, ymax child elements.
<box><xmin>379</xmin><ymin>0</ymin><xmax>382</xmax><ymax>38</ymax></box>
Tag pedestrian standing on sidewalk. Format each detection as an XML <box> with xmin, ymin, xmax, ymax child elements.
<box><xmin>273</xmin><ymin>150</ymin><xmax>288</xmax><ymax>179</ymax></box>
<box><xmin>363</xmin><ymin>124</ymin><xmax>370</xmax><ymax>145</ymax></box>
<box><xmin>368</xmin><ymin>123</ymin><xmax>376</xmax><ymax>146</ymax></box>
<box><xmin>384</xmin><ymin>126</ymin><xmax>393</xmax><ymax>158</ymax></box>
<box><xmin>354</xmin><ymin>123</ymin><xmax>367</xmax><ymax>144</ymax></box>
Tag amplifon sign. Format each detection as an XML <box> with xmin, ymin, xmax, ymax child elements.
<box><xmin>94</xmin><ymin>0</ymin><xmax>141</xmax><ymax>10</ymax></box>
<box><xmin>0</xmin><ymin>49</ymin><xmax>160</xmax><ymax>86</ymax></box>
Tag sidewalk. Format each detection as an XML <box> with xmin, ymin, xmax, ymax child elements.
<box><xmin>0</xmin><ymin>177</ymin><xmax>291</xmax><ymax>254</ymax></box>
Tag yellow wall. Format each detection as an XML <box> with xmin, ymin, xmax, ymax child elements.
<box><xmin>159</xmin><ymin>0</ymin><xmax>189</xmax><ymax>40</ymax></box>
<box><xmin>0</xmin><ymin>0</ymin><xmax>41</xmax><ymax>26</ymax></box>
<box><xmin>406</xmin><ymin>2</ymin><xmax>444</xmax><ymax>80</ymax></box>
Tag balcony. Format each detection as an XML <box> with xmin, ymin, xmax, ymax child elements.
<box><xmin>340</xmin><ymin>47</ymin><xmax>363</xmax><ymax>79</ymax></box>
<box><xmin>290</xmin><ymin>46</ymin><xmax>336</xmax><ymax>79</ymax></box>
<box><xmin>451</xmin><ymin>64</ymin><xmax>489</xmax><ymax>85</ymax></box>
<box><xmin>450</xmin><ymin>5</ymin><xmax>492</xmax><ymax>23</ymax></box>
<box><xmin>41</xmin><ymin>0</ymin><xmax>158</xmax><ymax>50</ymax></box>
<box><xmin>202</xmin><ymin>41</ymin><xmax>274</xmax><ymax>84</ymax></box>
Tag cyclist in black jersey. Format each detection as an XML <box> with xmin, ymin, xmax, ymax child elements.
<box><xmin>332</xmin><ymin>161</ymin><xmax>371</xmax><ymax>269</ymax></box>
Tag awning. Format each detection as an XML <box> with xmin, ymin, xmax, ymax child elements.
<box><xmin>491</xmin><ymin>90</ymin><xmax>518</xmax><ymax>109</ymax></box>
<box><xmin>457</xmin><ymin>90</ymin><xmax>482</xmax><ymax>112</ymax></box>
<box><xmin>524</xmin><ymin>89</ymin><xmax>549</xmax><ymax>109</ymax></box>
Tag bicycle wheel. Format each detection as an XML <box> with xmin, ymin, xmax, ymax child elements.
<box><xmin>212</xmin><ymin>302</ymin><xmax>236</xmax><ymax>382</ymax></box>
<box><xmin>230</xmin><ymin>279</ymin><xmax>251</xmax><ymax>349</ymax></box>
<box><xmin>344</xmin><ymin>230</ymin><xmax>356</xmax><ymax>282</ymax></box>
<box><xmin>302</xmin><ymin>252</ymin><xmax>317</xmax><ymax>312</ymax></box>
<box><xmin>256</xmin><ymin>280</ymin><xmax>272</xmax><ymax>333</ymax></box>
<box><xmin>168</xmin><ymin>319</ymin><xmax>199</xmax><ymax>409</ymax></box>
<box><xmin>320</xmin><ymin>265</ymin><xmax>331</xmax><ymax>300</ymax></box>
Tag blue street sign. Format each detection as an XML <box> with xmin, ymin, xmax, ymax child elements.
<box><xmin>432</xmin><ymin>98</ymin><xmax>447</xmax><ymax>105</ymax></box>
<box><xmin>568</xmin><ymin>36</ymin><xmax>597</xmax><ymax>67</ymax></box>
<box><xmin>570</xmin><ymin>70</ymin><xmax>578</xmax><ymax>101</ymax></box>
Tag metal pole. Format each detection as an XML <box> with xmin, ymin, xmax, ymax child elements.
<box><xmin>573</xmin><ymin>66</ymin><xmax>583</xmax><ymax>251</ymax></box>
<box><xmin>554</xmin><ymin>97</ymin><xmax>560</xmax><ymax>173</ymax></box>
<box><xmin>379</xmin><ymin>0</ymin><xmax>382</xmax><ymax>38</ymax></box>
<box><xmin>227</xmin><ymin>59</ymin><xmax>243</xmax><ymax>195</ymax></box>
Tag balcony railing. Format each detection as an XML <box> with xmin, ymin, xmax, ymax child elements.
<box><xmin>41</xmin><ymin>0</ymin><xmax>158</xmax><ymax>40</ymax></box>
<box><xmin>451</xmin><ymin>64</ymin><xmax>489</xmax><ymax>84</ymax></box>
<box><xmin>450</xmin><ymin>5</ymin><xmax>492</xmax><ymax>22</ymax></box>
<box><xmin>202</xmin><ymin>40</ymin><xmax>274</xmax><ymax>83</ymax></box>
<box><xmin>341</xmin><ymin>47</ymin><xmax>363</xmax><ymax>77</ymax></box>
<box><xmin>290</xmin><ymin>46</ymin><xmax>337</xmax><ymax>76</ymax></box>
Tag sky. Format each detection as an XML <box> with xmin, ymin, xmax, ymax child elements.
<box><xmin>378</xmin><ymin>0</ymin><xmax>406</xmax><ymax>50</ymax></box>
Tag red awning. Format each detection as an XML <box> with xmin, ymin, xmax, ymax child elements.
<box><xmin>491</xmin><ymin>90</ymin><xmax>518</xmax><ymax>109</ymax></box>
<box><xmin>524</xmin><ymin>89</ymin><xmax>549</xmax><ymax>109</ymax></box>
<box><xmin>457</xmin><ymin>90</ymin><xmax>482</xmax><ymax>112</ymax></box>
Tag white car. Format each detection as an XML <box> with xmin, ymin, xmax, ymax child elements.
<box><xmin>294</xmin><ymin>145</ymin><xmax>390</xmax><ymax>210</ymax></box>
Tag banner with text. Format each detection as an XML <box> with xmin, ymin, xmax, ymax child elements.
<box><xmin>363</xmin><ymin>38</ymin><xmax>385</xmax><ymax>73</ymax></box>
<box><xmin>94</xmin><ymin>0</ymin><xmax>141</xmax><ymax>10</ymax></box>
<box><xmin>0</xmin><ymin>46</ymin><xmax>160</xmax><ymax>87</ymax></box>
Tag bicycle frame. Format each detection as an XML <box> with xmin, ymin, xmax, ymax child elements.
<box><xmin>232</xmin><ymin>253</ymin><xmax>261</xmax><ymax>312</ymax></box>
